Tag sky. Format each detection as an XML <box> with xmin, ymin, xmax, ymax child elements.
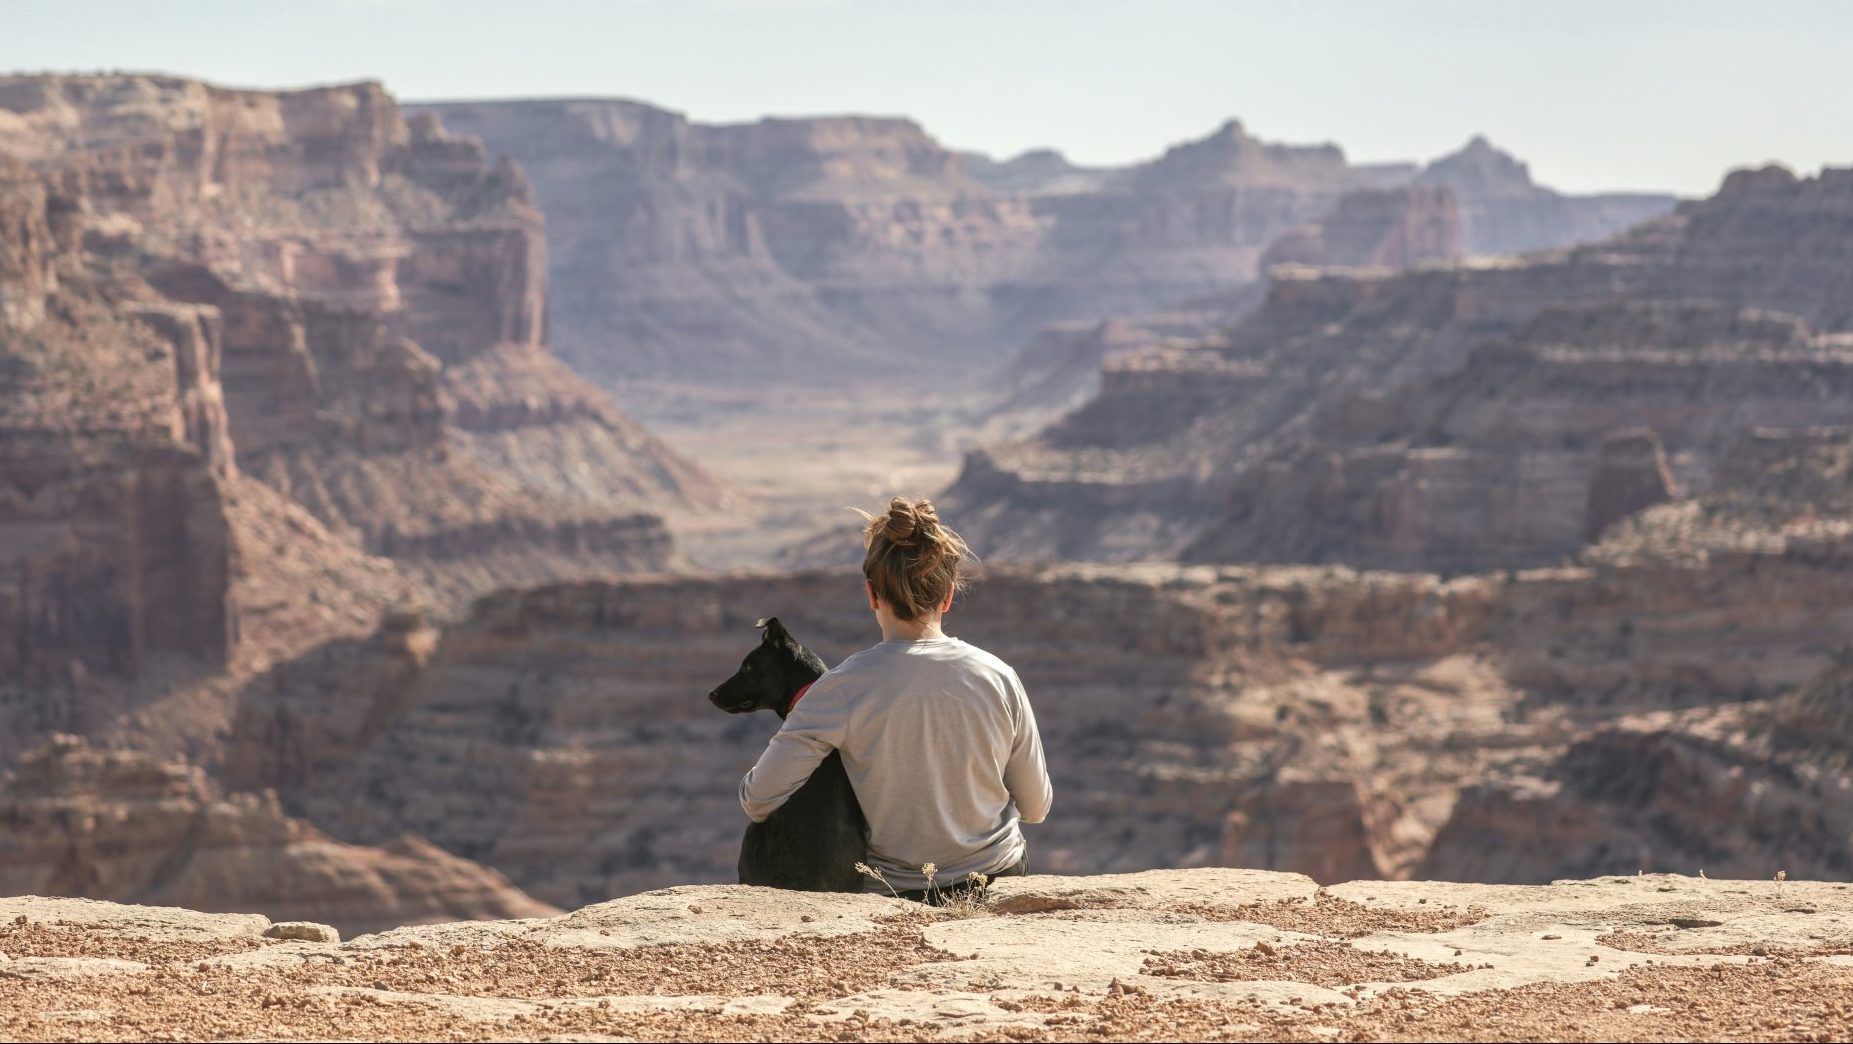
<box><xmin>4</xmin><ymin>0</ymin><xmax>1849</xmax><ymax>197</ymax></box>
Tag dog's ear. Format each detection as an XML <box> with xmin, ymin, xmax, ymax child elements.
<box><xmin>756</xmin><ymin>616</ymin><xmax>786</xmax><ymax>641</ymax></box>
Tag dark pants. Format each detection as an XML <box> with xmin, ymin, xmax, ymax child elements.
<box><xmin>896</xmin><ymin>853</ymin><xmax>1027</xmax><ymax>905</ymax></box>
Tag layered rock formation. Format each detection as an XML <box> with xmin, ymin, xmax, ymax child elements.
<box><xmin>0</xmin><ymin>264</ymin><xmax>241</xmax><ymax>688</ymax></box>
<box><xmin>1415</xmin><ymin>135</ymin><xmax>1677</xmax><ymax>256</ymax></box>
<box><xmin>946</xmin><ymin>164</ymin><xmax>1853</xmax><ymax>572</ymax></box>
<box><xmin>979</xmin><ymin>184</ymin><xmax>1464</xmax><ymax>440</ymax></box>
<box><xmin>1420</xmin><ymin>656</ymin><xmax>1853</xmax><ymax>884</ymax></box>
<box><xmin>959</xmin><ymin>142</ymin><xmax>1658</xmax><ymax>496</ymax></box>
<box><xmin>0</xmin><ymin>69</ymin><xmax>766</xmax><ymax>874</ymax></box>
<box><xmin>6</xmin><ymin>871</ymin><xmax>1852</xmax><ymax>1042</ymax></box>
<box><xmin>0</xmin><ymin>74</ymin><xmax>726</xmax><ymax>705</ymax></box>
<box><xmin>1257</xmin><ymin>184</ymin><xmax>1462</xmax><ymax>272</ymax></box>
<box><xmin>222</xmin><ymin>506</ymin><xmax>1853</xmax><ymax>904</ymax></box>
<box><xmin>974</xmin><ymin>301</ymin><xmax>1260</xmax><ymax>443</ymax></box>
<box><xmin>414</xmin><ymin>102</ymin><xmax>1670</xmax><ymax>385</ymax></box>
<box><xmin>0</xmin><ymin>736</ymin><xmax>557</xmax><ymax>936</ymax></box>
<box><xmin>1399</xmin><ymin>428</ymin><xmax>1853</xmax><ymax>883</ymax></box>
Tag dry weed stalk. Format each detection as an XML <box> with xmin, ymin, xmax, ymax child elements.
<box><xmin>854</xmin><ymin>861</ymin><xmax>994</xmax><ymax>915</ymax></box>
<box><xmin>854</xmin><ymin>862</ymin><xmax>900</xmax><ymax>899</ymax></box>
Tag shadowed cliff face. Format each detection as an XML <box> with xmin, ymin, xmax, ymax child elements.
<box><xmin>222</xmin><ymin>545</ymin><xmax>1853</xmax><ymax>906</ymax></box>
<box><xmin>412</xmin><ymin>103</ymin><xmax>1670</xmax><ymax>386</ymax></box>
<box><xmin>0</xmin><ymin>736</ymin><xmax>558</xmax><ymax>937</ymax></box>
<box><xmin>0</xmin><ymin>75</ymin><xmax>730</xmax><ymax>701</ymax></box>
<box><xmin>944</xmin><ymin>165</ymin><xmax>1853</xmax><ymax>572</ymax></box>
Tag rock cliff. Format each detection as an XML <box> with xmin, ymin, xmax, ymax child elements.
<box><xmin>944</xmin><ymin>164</ymin><xmax>1853</xmax><ymax>571</ymax></box>
<box><xmin>0</xmin><ymin>736</ymin><xmax>557</xmax><ymax>937</ymax></box>
<box><xmin>1256</xmin><ymin>184</ymin><xmax>1462</xmax><ymax>272</ymax></box>
<box><xmin>3</xmin><ymin>870</ymin><xmax>1850</xmax><ymax>1041</ymax></box>
<box><xmin>1416</xmin><ymin>135</ymin><xmax>1677</xmax><ymax>256</ymax></box>
<box><xmin>221</xmin><ymin>524</ymin><xmax>1853</xmax><ymax>906</ymax></box>
<box><xmin>414</xmin><ymin>102</ymin><xmax>1671</xmax><ymax>385</ymax></box>
<box><xmin>950</xmin><ymin>148</ymin><xmax>1658</xmax><ymax>524</ymax></box>
<box><xmin>0</xmin><ymin>74</ymin><xmax>727</xmax><ymax>698</ymax></box>
<box><xmin>0</xmin><ymin>72</ymin><xmax>755</xmax><ymax>885</ymax></box>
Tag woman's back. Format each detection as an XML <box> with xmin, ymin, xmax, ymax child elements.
<box><xmin>763</xmin><ymin>635</ymin><xmax>1049</xmax><ymax>890</ymax></box>
<box><xmin>737</xmin><ymin>496</ymin><xmax>1052</xmax><ymax>894</ymax></box>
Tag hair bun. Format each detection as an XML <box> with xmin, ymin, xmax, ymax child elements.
<box><xmin>882</xmin><ymin>498</ymin><xmax>942</xmax><ymax>547</ymax></box>
<box><xmin>856</xmin><ymin>496</ymin><xmax>975</xmax><ymax>621</ymax></box>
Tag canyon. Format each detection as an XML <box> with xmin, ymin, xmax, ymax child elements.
<box><xmin>421</xmin><ymin>95</ymin><xmax>1670</xmax><ymax>562</ymax></box>
<box><xmin>221</xmin><ymin>527</ymin><xmax>1853</xmax><ymax>907</ymax></box>
<box><xmin>944</xmin><ymin>164</ymin><xmax>1853</xmax><ymax>573</ymax></box>
<box><xmin>0</xmin><ymin>74</ymin><xmax>725</xmax><ymax>702</ymax></box>
<box><xmin>416</xmin><ymin>100</ymin><xmax>1671</xmax><ymax>389</ymax></box>
<box><xmin>5</xmin><ymin>66</ymin><xmax>1852</xmax><ymax>961</ymax></box>
<box><xmin>0</xmin><ymin>74</ymin><xmax>732</xmax><ymax>930</ymax></box>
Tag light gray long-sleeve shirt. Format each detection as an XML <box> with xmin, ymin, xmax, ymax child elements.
<box><xmin>738</xmin><ymin>635</ymin><xmax>1052</xmax><ymax>891</ymax></box>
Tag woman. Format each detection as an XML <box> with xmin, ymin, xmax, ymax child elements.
<box><xmin>738</xmin><ymin>497</ymin><xmax>1052</xmax><ymax>901</ymax></box>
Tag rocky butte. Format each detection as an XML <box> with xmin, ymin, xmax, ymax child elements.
<box><xmin>0</xmin><ymin>74</ymin><xmax>727</xmax><ymax>702</ymax></box>
<box><xmin>2</xmin><ymin>870</ymin><xmax>1851</xmax><ymax>1041</ymax></box>
<box><xmin>941</xmin><ymin>164</ymin><xmax>1853</xmax><ymax>573</ymax></box>
<box><xmin>413</xmin><ymin>101</ymin><xmax>1672</xmax><ymax>385</ymax></box>
<box><xmin>0</xmin><ymin>74</ymin><xmax>729</xmax><ymax>929</ymax></box>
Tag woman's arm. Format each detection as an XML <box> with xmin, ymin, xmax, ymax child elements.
<box><xmin>738</xmin><ymin>697</ymin><xmax>845</xmax><ymax>822</ymax></box>
<box><xmin>1003</xmin><ymin>676</ymin><xmax>1053</xmax><ymax>824</ymax></box>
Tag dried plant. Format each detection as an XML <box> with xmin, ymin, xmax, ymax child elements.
<box><xmin>856</xmin><ymin>860</ymin><xmax>995</xmax><ymax>916</ymax></box>
<box><xmin>925</xmin><ymin>864</ymin><xmax>994</xmax><ymax>918</ymax></box>
<box><xmin>855</xmin><ymin>861</ymin><xmax>900</xmax><ymax>899</ymax></box>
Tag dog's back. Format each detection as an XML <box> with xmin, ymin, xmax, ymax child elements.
<box><xmin>709</xmin><ymin>616</ymin><xmax>870</xmax><ymax>892</ymax></box>
<box><xmin>739</xmin><ymin>749</ymin><xmax>867</xmax><ymax>891</ymax></box>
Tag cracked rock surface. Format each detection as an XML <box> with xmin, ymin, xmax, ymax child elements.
<box><xmin>4</xmin><ymin>869</ymin><xmax>1852</xmax><ymax>1041</ymax></box>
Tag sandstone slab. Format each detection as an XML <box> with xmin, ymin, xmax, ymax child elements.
<box><xmin>4</xmin><ymin>870</ymin><xmax>1853</xmax><ymax>1041</ymax></box>
<box><xmin>265</xmin><ymin>921</ymin><xmax>340</xmax><ymax>944</ymax></box>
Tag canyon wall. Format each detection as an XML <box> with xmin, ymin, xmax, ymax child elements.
<box><xmin>981</xmin><ymin>183</ymin><xmax>1464</xmax><ymax>435</ymax></box>
<box><xmin>0</xmin><ymin>735</ymin><xmax>557</xmax><ymax>936</ymax></box>
<box><xmin>0</xmin><ymin>164</ymin><xmax>239</xmax><ymax>689</ymax></box>
<box><xmin>221</xmin><ymin>531</ymin><xmax>1853</xmax><ymax>905</ymax></box>
<box><xmin>944</xmin><ymin>164</ymin><xmax>1853</xmax><ymax>572</ymax></box>
<box><xmin>0</xmin><ymin>75</ymin><xmax>727</xmax><ymax>699</ymax></box>
<box><xmin>1414</xmin><ymin>135</ymin><xmax>1677</xmax><ymax>256</ymax></box>
<box><xmin>416</xmin><ymin>101</ymin><xmax>1671</xmax><ymax>385</ymax></box>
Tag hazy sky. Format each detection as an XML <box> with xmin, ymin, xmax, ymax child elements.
<box><xmin>6</xmin><ymin>0</ymin><xmax>1848</xmax><ymax>196</ymax></box>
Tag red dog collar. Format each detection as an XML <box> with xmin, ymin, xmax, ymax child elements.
<box><xmin>786</xmin><ymin>680</ymin><xmax>816</xmax><ymax>716</ymax></box>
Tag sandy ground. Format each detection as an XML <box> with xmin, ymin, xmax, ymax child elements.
<box><xmin>5</xmin><ymin>869</ymin><xmax>1852</xmax><ymax>1042</ymax></box>
<box><xmin>619</xmin><ymin>379</ymin><xmax>975</xmax><ymax>571</ymax></box>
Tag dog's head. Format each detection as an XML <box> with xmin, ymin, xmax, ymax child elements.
<box><xmin>707</xmin><ymin>616</ymin><xmax>828</xmax><ymax>718</ymax></box>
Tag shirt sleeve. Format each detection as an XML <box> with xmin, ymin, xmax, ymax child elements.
<box><xmin>1003</xmin><ymin>673</ymin><xmax>1052</xmax><ymax>825</ymax></box>
<box><xmin>738</xmin><ymin>684</ymin><xmax>848</xmax><ymax>823</ymax></box>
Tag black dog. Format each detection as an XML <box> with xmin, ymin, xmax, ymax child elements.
<box><xmin>708</xmin><ymin>617</ymin><xmax>868</xmax><ymax>891</ymax></box>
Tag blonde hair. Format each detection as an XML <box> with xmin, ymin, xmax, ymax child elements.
<box><xmin>854</xmin><ymin>497</ymin><xmax>975</xmax><ymax>621</ymax></box>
